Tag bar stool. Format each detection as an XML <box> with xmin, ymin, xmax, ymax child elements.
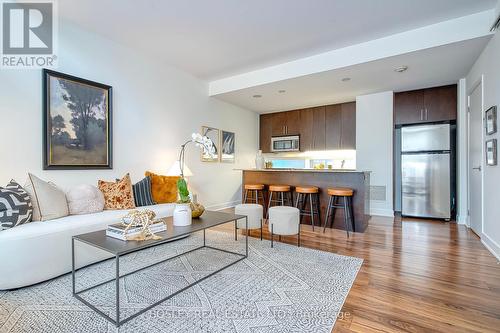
<box><xmin>294</xmin><ymin>186</ymin><xmax>321</xmax><ymax>231</ymax></box>
<box><xmin>243</xmin><ymin>184</ymin><xmax>266</xmax><ymax>207</ymax></box>
<box><xmin>266</xmin><ymin>185</ymin><xmax>293</xmax><ymax>220</ymax></box>
<box><xmin>323</xmin><ymin>187</ymin><xmax>355</xmax><ymax>237</ymax></box>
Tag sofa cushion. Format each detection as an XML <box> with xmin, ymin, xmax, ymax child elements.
<box><xmin>24</xmin><ymin>174</ymin><xmax>69</xmax><ymax>221</ymax></box>
<box><xmin>0</xmin><ymin>180</ymin><xmax>33</xmax><ymax>230</ymax></box>
<box><xmin>98</xmin><ymin>173</ymin><xmax>135</xmax><ymax>210</ymax></box>
<box><xmin>67</xmin><ymin>184</ymin><xmax>105</xmax><ymax>215</ymax></box>
<box><xmin>145</xmin><ymin>171</ymin><xmax>179</xmax><ymax>204</ymax></box>
<box><xmin>133</xmin><ymin>176</ymin><xmax>156</xmax><ymax>207</ymax></box>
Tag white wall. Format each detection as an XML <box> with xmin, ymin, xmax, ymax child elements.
<box><xmin>0</xmin><ymin>21</ymin><xmax>258</xmax><ymax>209</ymax></box>
<box><xmin>356</xmin><ymin>91</ymin><xmax>394</xmax><ymax>216</ymax></box>
<box><xmin>466</xmin><ymin>30</ymin><xmax>500</xmax><ymax>259</ymax></box>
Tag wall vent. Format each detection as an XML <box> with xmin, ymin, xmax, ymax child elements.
<box><xmin>370</xmin><ymin>185</ymin><xmax>386</xmax><ymax>201</ymax></box>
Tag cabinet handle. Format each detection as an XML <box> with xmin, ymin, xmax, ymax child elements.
<box><xmin>425</xmin><ymin>108</ymin><xmax>428</xmax><ymax>120</ymax></box>
<box><xmin>286</xmin><ymin>125</ymin><xmax>288</xmax><ymax>134</ymax></box>
<box><xmin>420</xmin><ymin>109</ymin><xmax>423</xmax><ymax>121</ymax></box>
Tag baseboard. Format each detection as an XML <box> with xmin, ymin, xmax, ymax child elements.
<box><xmin>370</xmin><ymin>208</ymin><xmax>394</xmax><ymax>217</ymax></box>
<box><xmin>206</xmin><ymin>200</ymin><xmax>240</xmax><ymax>211</ymax></box>
<box><xmin>456</xmin><ymin>214</ymin><xmax>468</xmax><ymax>225</ymax></box>
<box><xmin>481</xmin><ymin>232</ymin><xmax>500</xmax><ymax>262</ymax></box>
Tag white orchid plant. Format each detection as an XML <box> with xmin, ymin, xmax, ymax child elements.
<box><xmin>176</xmin><ymin>132</ymin><xmax>216</xmax><ymax>203</ymax></box>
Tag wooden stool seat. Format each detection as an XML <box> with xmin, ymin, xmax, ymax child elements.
<box><xmin>269</xmin><ymin>185</ymin><xmax>291</xmax><ymax>192</ymax></box>
<box><xmin>244</xmin><ymin>184</ymin><xmax>265</xmax><ymax>190</ymax></box>
<box><xmin>327</xmin><ymin>187</ymin><xmax>354</xmax><ymax>196</ymax></box>
<box><xmin>295</xmin><ymin>186</ymin><xmax>319</xmax><ymax>194</ymax></box>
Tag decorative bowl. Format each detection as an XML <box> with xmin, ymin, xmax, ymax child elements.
<box><xmin>190</xmin><ymin>202</ymin><xmax>205</xmax><ymax>218</ymax></box>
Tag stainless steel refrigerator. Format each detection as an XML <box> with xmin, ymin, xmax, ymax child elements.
<box><xmin>401</xmin><ymin>124</ymin><xmax>452</xmax><ymax>219</ymax></box>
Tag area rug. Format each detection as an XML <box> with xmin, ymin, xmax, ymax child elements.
<box><xmin>0</xmin><ymin>230</ymin><xmax>362</xmax><ymax>333</ymax></box>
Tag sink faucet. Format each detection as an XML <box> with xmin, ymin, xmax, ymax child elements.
<box><xmin>341</xmin><ymin>160</ymin><xmax>346</xmax><ymax>169</ymax></box>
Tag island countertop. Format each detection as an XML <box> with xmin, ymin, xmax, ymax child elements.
<box><xmin>236</xmin><ymin>168</ymin><xmax>370</xmax><ymax>173</ymax></box>
<box><xmin>241</xmin><ymin>169</ymin><xmax>371</xmax><ymax>232</ymax></box>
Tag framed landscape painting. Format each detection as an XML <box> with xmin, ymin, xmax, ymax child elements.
<box><xmin>221</xmin><ymin>130</ymin><xmax>235</xmax><ymax>163</ymax></box>
<box><xmin>43</xmin><ymin>69</ymin><xmax>112</xmax><ymax>169</ymax></box>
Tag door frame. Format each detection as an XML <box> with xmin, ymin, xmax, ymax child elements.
<box><xmin>466</xmin><ymin>75</ymin><xmax>484</xmax><ymax>235</ymax></box>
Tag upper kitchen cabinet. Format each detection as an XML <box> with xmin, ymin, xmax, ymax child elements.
<box><xmin>341</xmin><ymin>102</ymin><xmax>356</xmax><ymax>149</ymax></box>
<box><xmin>423</xmin><ymin>85</ymin><xmax>457</xmax><ymax>122</ymax></box>
<box><xmin>325</xmin><ymin>104</ymin><xmax>342</xmax><ymax>150</ymax></box>
<box><xmin>259</xmin><ymin>113</ymin><xmax>273</xmax><ymax>153</ymax></box>
<box><xmin>394</xmin><ymin>85</ymin><xmax>457</xmax><ymax>125</ymax></box>
<box><xmin>312</xmin><ymin>106</ymin><xmax>326</xmax><ymax>150</ymax></box>
<box><xmin>299</xmin><ymin>108</ymin><xmax>314</xmax><ymax>151</ymax></box>
<box><xmin>271</xmin><ymin>110</ymin><xmax>300</xmax><ymax>136</ymax></box>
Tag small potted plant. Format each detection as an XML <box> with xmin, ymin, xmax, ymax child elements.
<box><xmin>173</xmin><ymin>133</ymin><xmax>216</xmax><ymax>226</ymax></box>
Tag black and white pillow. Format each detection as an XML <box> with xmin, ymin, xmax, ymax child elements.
<box><xmin>0</xmin><ymin>180</ymin><xmax>33</xmax><ymax>231</ymax></box>
<box><xmin>133</xmin><ymin>176</ymin><xmax>156</xmax><ymax>207</ymax></box>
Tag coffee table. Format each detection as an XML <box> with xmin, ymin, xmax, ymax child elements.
<box><xmin>72</xmin><ymin>211</ymin><xmax>248</xmax><ymax>327</ymax></box>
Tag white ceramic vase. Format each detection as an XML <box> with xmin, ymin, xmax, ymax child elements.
<box><xmin>173</xmin><ymin>203</ymin><xmax>192</xmax><ymax>226</ymax></box>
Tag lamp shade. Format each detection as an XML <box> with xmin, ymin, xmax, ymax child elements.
<box><xmin>167</xmin><ymin>160</ymin><xmax>193</xmax><ymax>177</ymax></box>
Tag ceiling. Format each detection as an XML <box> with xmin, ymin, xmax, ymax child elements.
<box><xmin>59</xmin><ymin>0</ymin><xmax>496</xmax><ymax>80</ymax></box>
<box><xmin>214</xmin><ymin>36</ymin><xmax>491</xmax><ymax>113</ymax></box>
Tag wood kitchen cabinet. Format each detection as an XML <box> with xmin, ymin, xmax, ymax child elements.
<box><xmin>299</xmin><ymin>108</ymin><xmax>313</xmax><ymax>151</ymax></box>
<box><xmin>259</xmin><ymin>101</ymin><xmax>356</xmax><ymax>153</ymax></box>
<box><xmin>341</xmin><ymin>102</ymin><xmax>356</xmax><ymax>149</ymax></box>
<box><xmin>325</xmin><ymin>104</ymin><xmax>342</xmax><ymax>150</ymax></box>
<box><xmin>270</xmin><ymin>110</ymin><xmax>300</xmax><ymax>136</ymax></box>
<box><xmin>394</xmin><ymin>85</ymin><xmax>457</xmax><ymax>125</ymax></box>
<box><xmin>259</xmin><ymin>113</ymin><xmax>273</xmax><ymax>153</ymax></box>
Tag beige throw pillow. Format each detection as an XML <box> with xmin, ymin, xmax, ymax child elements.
<box><xmin>24</xmin><ymin>174</ymin><xmax>69</xmax><ymax>221</ymax></box>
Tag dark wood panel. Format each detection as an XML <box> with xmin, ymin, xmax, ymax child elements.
<box><xmin>394</xmin><ymin>89</ymin><xmax>424</xmax><ymax>125</ymax></box>
<box><xmin>341</xmin><ymin>102</ymin><xmax>356</xmax><ymax>149</ymax></box>
<box><xmin>424</xmin><ymin>84</ymin><xmax>457</xmax><ymax>122</ymax></box>
<box><xmin>312</xmin><ymin>106</ymin><xmax>326</xmax><ymax>150</ymax></box>
<box><xmin>271</xmin><ymin>112</ymin><xmax>286</xmax><ymax>136</ymax></box>
<box><xmin>259</xmin><ymin>113</ymin><xmax>272</xmax><ymax>153</ymax></box>
<box><xmin>299</xmin><ymin>108</ymin><xmax>313</xmax><ymax>151</ymax></box>
<box><xmin>285</xmin><ymin>110</ymin><xmax>300</xmax><ymax>135</ymax></box>
<box><xmin>242</xmin><ymin>170</ymin><xmax>370</xmax><ymax>232</ymax></box>
<box><xmin>325</xmin><ymin>104</ymin><xmax>342</xmax><ymax>150</ymax></box>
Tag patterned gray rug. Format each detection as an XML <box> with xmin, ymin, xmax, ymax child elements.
<box><xmin>0</xmin><ymin>230</ymin><xmax>362</xmax><ymax>333</ymax></box>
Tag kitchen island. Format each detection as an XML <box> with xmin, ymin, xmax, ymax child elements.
<box><xmin>241</xmin><ymin>169</ymin><xmax>371</xmax><ymax>232</ymax></box>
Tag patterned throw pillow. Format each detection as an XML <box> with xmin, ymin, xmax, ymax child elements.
<box><xmin>98</xmin><ymin>174</ymin><xmax>136</xmax><ymax>210</ymax></box>
<box><xmin>145</xmin><ymin>171</ymin><xmax>179</xmax><ymax>204</ymax></box>
<box><xmin>0</xmin><ymin>180</ymin><xmax>33</xmax><ymax>231</ymax></box>
<box><xmin>133</xmin><ymin>176</ymin><xmax>156</xmax><ymax>207</ymax></box>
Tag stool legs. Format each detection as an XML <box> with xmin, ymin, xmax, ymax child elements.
<box><xmin>271</xmin><ymin>224</ymin><xmax>274</xmax><ymax>248</ymax></box>
<box><xmin>266</xmin><ymin>191</ymin><xmax>291</xmax><ymax>220</ymax></box>
<box><xmin>295</xmin><ymin>192</ymin><xmax>320</xmax><ymax>231</ymax></box>
<box><xmin>323</xmin><ymin>195</ymin><xmax>355</xmax><ymax>237</ymax></box>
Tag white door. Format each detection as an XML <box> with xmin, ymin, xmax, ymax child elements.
<box><xmin>468</xmin><ymin>82</ymin><xmax>483</xmax><ymax>236</ymax></box>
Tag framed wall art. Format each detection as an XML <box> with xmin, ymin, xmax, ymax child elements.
<box><xmin>201</xmin><ymin>126</ymin><xmax>219</xmax><ymax>162</ymax></box>
<box><xmin>221</xmin><ymin>130</ymin><xmax>235</xmax><ymax>163</ymax></box>
<box><xmin>486</xmin><ymin>139</ymin><xmax>497</xmax><ymax>166</ymax></box>
<box><xmin>43</xmin><ymin>69</ymin><xmax>112</xmax><ymax>169</ymax></box>
<box><xmin>485</xmin><ymin>106</ymin><xmax>497</xmax><ymax>135</ymax></box>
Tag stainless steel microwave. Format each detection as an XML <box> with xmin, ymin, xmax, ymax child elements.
<box><xmin>271</xmin><ymin>135</ymin><xmax>300</xmax><ymax>152</ymax></box>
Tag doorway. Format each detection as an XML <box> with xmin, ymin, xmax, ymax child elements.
<box><xmin>468</xmin><ymin>79</ymin><xmax>483</xmax><ymax>236</ymax></box>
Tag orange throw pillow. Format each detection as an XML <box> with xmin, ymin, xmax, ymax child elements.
<box><xmin>145</xmin><ymin>171</ymin><xmax>179</xmax><ymax>204</ymax></box>
<box><xmin>98</xmin><ymin>173</ymin><xmax>136</xmax><ymax>210</ymax></box>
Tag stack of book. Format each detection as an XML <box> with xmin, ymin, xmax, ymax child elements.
<box><xmin>106</xmin><ymin>221</ymin><xmax>166</xmax><ymax>240</ymax></box>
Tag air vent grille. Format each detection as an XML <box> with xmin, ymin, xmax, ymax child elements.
<box><xmin>370</xmin><ymin>185</ymin><xmax>386</xmax><ymax>201</ymax></box>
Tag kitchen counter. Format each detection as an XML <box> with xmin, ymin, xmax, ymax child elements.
<box><xmin>236</xmin><ymin>168</ymin><xmax>370</xmax><ymax>173</ymax></box>
<box><xmin>241</xmin><ymin>169</ymin><xmax>370</xmax><ymax>232</ymax></box>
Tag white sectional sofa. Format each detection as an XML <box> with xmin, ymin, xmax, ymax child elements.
<box><xmin>0</xmin><ymin>203</ymin><xmax>176</xmax><ymax>290</ymax></box>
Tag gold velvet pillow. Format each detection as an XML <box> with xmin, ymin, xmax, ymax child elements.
<box><xmin>145</xmin><ymin>171</ymin><xmax>179</xmax><ymax>204</ymax></box>
<box><xmin>98</xmin><ymin>174</ymin><xmax>136</xmax><ymax>210</ymax></box>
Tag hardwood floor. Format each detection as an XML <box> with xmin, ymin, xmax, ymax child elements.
<box><xmin>214</xmin><ymin>212</ymin><xmax>500</xmax><ymax>333</ymax></box>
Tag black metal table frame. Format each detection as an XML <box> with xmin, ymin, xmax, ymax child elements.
<box><xmin>71</xmin><ymin>216</ymin><xmax>248</xmax><ymax>327</ymax></box>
